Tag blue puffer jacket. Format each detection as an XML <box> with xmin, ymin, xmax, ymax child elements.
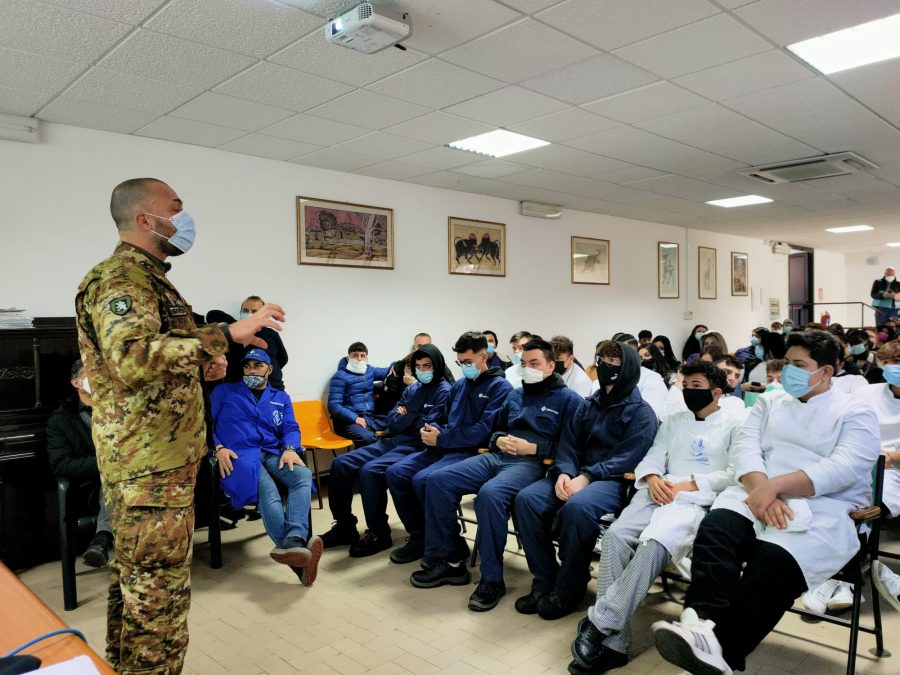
<box><xmin>431</xmin><ymin>366</ymin><xmax>513</xmax><ymax>452</ymax></box>
<box><xmin>328</xmin><ymin>357</ymin><xmax>392</xmax><ymax>425</ymax></box>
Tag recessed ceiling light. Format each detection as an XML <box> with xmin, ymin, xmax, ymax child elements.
<box><xmin>826</xmin><ymin>225</ymin><xmax>874</xmax><ymax>233</ymax></box>
<box><xmin>886</xmin><ymin>242</ymin><xmax>900</xmax><ymax>247</ymax></box>
<box><xmin>447</xmin><ymin>130</ymin><xmax>549</xmax><ymax>158</ymax></box>
<box><xmin>787</xmin><ymin>12</ymin><xmax>900</xmax><ymax>74</ymax></box>
<box><xmin>705</xmin><ymin>195</ymin><xmax>773</xmax><ymax>208</ymax></box>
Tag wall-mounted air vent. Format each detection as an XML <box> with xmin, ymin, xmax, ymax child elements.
<box><xmin>736</xmin><ymin>152</ymin><xmax>878</xmax><ymax>184</ymax></box>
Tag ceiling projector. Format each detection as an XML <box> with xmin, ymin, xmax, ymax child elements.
<box><xmin>325</xmin><ymin>3</ymin><xmax>411</xmax><ymax>54</ymax></box>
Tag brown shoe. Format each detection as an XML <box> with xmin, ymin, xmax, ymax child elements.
<box><xmin>270</xmin><ymin>536</ymin><xmax>311</xmax><ymax>567</ymax></box>
<box><xmin>299</xmin><ymin>535</ymin><xmax>323</xmax><ymax>587</ymax></box>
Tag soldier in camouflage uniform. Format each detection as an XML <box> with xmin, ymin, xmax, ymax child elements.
<box><xmin>75</xmin><ymin>178</ymin><xmax>284</xmax><ymax>674</ymax></box>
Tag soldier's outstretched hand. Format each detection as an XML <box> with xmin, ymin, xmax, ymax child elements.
<box><xmin>230</xmin><ymin>303</ymin><xmax>286</xmax><ymax>347</ymax></box>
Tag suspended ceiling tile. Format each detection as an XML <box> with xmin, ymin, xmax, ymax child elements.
<box><xmin>0</xmin><ymin>47</ymin><xmax>83</xmax><ymax>94</ymax></box>
<box><xmin>508</xmin><ymin>108</ymin><xmax>621</xmax><ymax>143</ymax></box>
<box><xmin>135</xmin><ymin>116</ymin><xmax>247</xmax><ymax>147</ymax></box>
<box><xmin>401</xmin><ymin>0</ymin><xmax>521</xmax><ymax>54</ymax></box>
<box><xmin>351</xmin><ymin>160</ymin><xmax>432</xmax><ymax>181</ymax></box>
<box><xmin>384</xmin><ymin>111</ymin><xmax>495</xmax><ymax>145</ymax></box>
<box><xmin>367</xmin><ymin>59</ymin><xmax>504</xmax><ymax>108</ymax></box>
<box><xmin>399</xmin><ymin>146</ymin><xmax>479</xmax><ymax>169</ymax></box>
<box><xmin>331</xmin><ymin>131</ymin><xmax>433</xmax><ymax>159</ymax></box>
<box><xmin>306</xmin><ymin>89</ymin><xmax>431</xmax><ymax>130</ymax></box>
<box><xmin>217</xmin><ymin>133</ymin><xmax>322</xmax><ymax>161</ymax></box>
<box><xmin>169</xmin><ymin>92</ymin><xmax>295</xmax><ymax>132</ymax></box>
<box><xmin>0</xmin><ymin>87</ymin><xmax>54</xmax><ymax>116</ymax></box>
<box><xmin>289</xmin><ymin>148</ymin><xmax>382</xmax><ymax>171</ymax></box>
<box><xmin>679</xmin><ymin>121</ymin><xmax>820</xmax><ymax>165</ymax></box>
<box><xmin>40</xmin><ymin>0</ymin><xmax>165</xmax><ymax>24</ymax></box>
<box><xmin>214</xmin><ymin>62</ymin><xmax>354</xmax><ymax>113</ymax></box>
<box><xmin>521</xmin><ymin>53</ymin><xmax>659</xmax><ymax>104</ymax></box>
<box><xmin>444</xmin><ymin>86</ymin><xmax>567</xmax><ymax>127</ymax></box>
<box><xmin>65</xmin><ymin>68</ymin><xmax>202</xmax><ymax>115</ymax></box>
<box><xmin>257</xmin><ymin>112</ymin><xmax>370</xmax><ymax>145</ymax></box>
<box><xmin>567</xmin><ymin>126</ymin><xmax>663</xmax><ymax>155</ymax></box>
<box><xmin>635</xmin><ymin>103</ymin><xmax>747</xmax><ymax>139</ymax></box>
<box><xmin>674</xmin><ymin>50</ymin><xmax>815</xmax><ymax>102</ymax></box>
<box><xmin>581</xmin><ymin>81</ymin><xmax>707</xmax><ymax>123</ymax></box>
<box><xmin>41</xmin><ymin>96</ymin><xmax>159</xmax><ymax>134</ymax></box>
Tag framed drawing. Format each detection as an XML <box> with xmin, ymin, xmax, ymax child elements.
<box><xmin>731</xmin><ymin>252</ymin><xmax>749</xmax><ymax>296</ymax></box>
<box><xmin>658</xmin><ymin>242</ymin><xmax>679</xmax><ymax>298</ymax></box>
<box><xmin>448</xmin><ymin>217</ymin><xmax>506</xmax><ymax>276</ymax></box>
<box><xmin>698</xmin><ymin>246</ymin><xmax>717</xmax><ymax>299</ymax></box>
<box><xmin>297</xmin><ymin>196</ymin><xmax>394</xmax><ymax>269</ymax></box>
<box><xmin>571</xmin><ymin>236</ymin><xmax>610</xmax><ymax>285</ymax></box>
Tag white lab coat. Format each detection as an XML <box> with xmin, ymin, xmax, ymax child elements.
<box><xmin>633</xmin><ymin>405</ymin><xmax>746</xmax><ymax>560</ymax></box>
<box><xmin>592</xmin><ymin>367</ymin><xmax>667</xmax><ymax>419</ymax></box>
<box><xmin>563</xmin><ymin>363</ymin><xmax>594</xmax><ymax>398</ymax></box>
<box><xmin>832</xmin><ymin>373</ymin><xmax>869</xmax><ymax>394</ymax></box>
<box><xmin>858</xmin><ymin>383</ymin><xmax>900</xmax><ymax>517</ymax></box>
<box><xmin>506</xmin><ymin>364</ymin><xmax>523</xmax><ymax>389</ymax></box>
<box><xmin>715</xmin><ymin>387</ymin><xmax>880</xmax><ymax>588</ymax></box>
<box><xmin>663</xmin><ymin>385</ymin><xmax>745</xmax><ymax>422</ymax></box>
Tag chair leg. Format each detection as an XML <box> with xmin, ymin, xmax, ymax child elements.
<box><xmin>846</xmin><ymin>565</ymin><xmax>864</xmax><ymax>675</ymax></box>
<box><xmin>457</xmin><ymin>504</ymin><xmax>467</xmax><ymax>534</ymax></box>
<box><xmin>58</xmin><ymin>481</ymin><xmax>78</xmax><ymax>611</ymax></box>
<box><xmin>310</xmin><ymin>449</ymin><xmax>323</xmax><ymax>509</ymax></box>
<box><xmin>208</xmin><ymin>457</ymin><xmax>223</xmax><ymax>570</ymax></box>
<box><xmin>870</xmin><ymin>559</ymin><xmax>888</xmax><ymax>657</ymax></box>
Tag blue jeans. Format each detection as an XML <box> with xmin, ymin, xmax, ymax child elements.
<box><xmin>385</xmin><ymin>449</ymin><xmax>470</xmax><ymax>540</ymax></box>
<box><xmin>515</xmin><ymin>476</ymin><xmax>627</xmax><ymax>601</ymax></box>
<box><xmin>424</xmin><ymin>453</ymin><xmax>544</xmax><ymax>582</ymax></box>
<box><xmin>258</xmin><ymin>451</ymin><xmax>312</xmax><ymax>546</ymax></box>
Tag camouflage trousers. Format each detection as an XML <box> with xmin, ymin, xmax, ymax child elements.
<box><xmin>105</xmin><ymin>461</ymin><xmax>199</xmax><ymax>675</ymax></box>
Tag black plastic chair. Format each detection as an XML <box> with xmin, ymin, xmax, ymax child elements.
<box><xmin>58</xmin><ymin>478</ymin><xmax>100</xmax><ymax>611</ymax></box>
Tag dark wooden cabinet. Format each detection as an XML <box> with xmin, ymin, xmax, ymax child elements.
<box><xmin>0</xmin><ymin>319</ymin><xmax>79</xmax><ymax>570</ymax></box>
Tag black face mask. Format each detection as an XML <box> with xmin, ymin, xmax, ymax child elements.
<box><xmin>641</xmin><ymin>360</ymin><xmax>653</xmax><ymax>369</ymax></box>
<box><xmin>597</xmin><ymin>362</ymin><xmax>620</xmax><ymax>386</ymax></box>
<box><xmin>554</xmin><ymin>360</ymin><xmax>568</xmax><ymax>375</ymax></box>
<box><xmin>683</xmin><ymin>388</ymin><xmax>714</xmax><ymax>414</ymax></box>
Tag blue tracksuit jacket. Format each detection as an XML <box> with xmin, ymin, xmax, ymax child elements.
<box><xmin>430</xmin><ymin>367</ymin><xmax>513</xmax><ymax>452</ymax></box>
<box><xmin>386</xmin><ymin>379</ymin><xmax>452</xmax><ymax>445</ymax></box>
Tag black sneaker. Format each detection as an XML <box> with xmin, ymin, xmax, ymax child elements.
<box><xmin>390</xmin><ymin>537</ymin><xmax>424</xmax><ymax>564</ymax></box>
<box><xmin>468</xmin><ymin>578</ymin><xmax>506</xmax><ymax>612</ymax></box>
<box><xmin>349</xmin><ymin>530</ymin><xmax>392</xmax><ymax>558</ymax></box>
<box><xmin>410</xmin><ymin>560</ymin><xmax>471</xmax><ymax>588</ymax></box>
<box><xmin>320</xmin><ymin>521</ymin><xmax>360</xmax><ymax>548</ymax></box>
<box><xmin>82</xmin><ymin>531</ymin><xmax>113</xmax><ymax>568</ymax></box>
<box><xmin>571</xmin><ymin>617</ymin><xmax>620</xmax><ymax>671</ymax></box>
<box><xmin>270</xmin><ymin>536</ymin><xmax>311</xmax><ymax>567</ymax></box>
<box><xmin>515</xmin><ymin>589</ymin><xmax>546</xmax><ymax>615</ymax></box>
<box><xmin>537</xmin><ymin>591</ymin><xmax>581</xmax><ymax>620</ymax></box>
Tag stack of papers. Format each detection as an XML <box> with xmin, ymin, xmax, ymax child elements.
<box><xmin>0</xmin><ymin>307</ymin><xmax>34</xmax><ymax>328</ymax></box>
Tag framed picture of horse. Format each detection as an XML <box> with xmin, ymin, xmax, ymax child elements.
<box><xmin>448</xmin><ymin>217</ymin><xmax>506</xmax><ymax>277</ymax></box>
<box><xmin>571</xmin><ymin>236</ymin><xmax>610</xmax><ymax>285</ymax></box>
<box><xmin>297</xmin><ymin>196</ymin><xmax>394</xmax><ymax>269</ymax></box>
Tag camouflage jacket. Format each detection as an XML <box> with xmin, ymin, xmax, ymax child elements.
<box><xmin>75</xmin><ymin>242</ymin><xmax>228</xmax><ymax>484</ymax></box>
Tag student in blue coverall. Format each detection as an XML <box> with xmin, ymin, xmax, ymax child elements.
<box><xmin>320</xmin><ymin>343</ymin><xmax>452</xmax><ymax>556</ymax></box>
<box><xmin>515</xmin><ymin>340</ymin><xmax>658</xmax><ymax>619</ymax></box>
<box><xmin>211</xmin><ymin>348</ymin><xmax>322</xmax><ymax>585</ymax></box>
<box><xmin>410</xmin><ymin>338</ymin><xmax>585</xmax><ymax>612</ymax></box>
<box><xmin>386</xmin><ymin>331</ymin><xmax>514</xmax><ymax>565</ymax></box>
<box><xmin>328</xmin><ymin>341</ymin><xmax>392</xmax><ymax>446</ymax></box>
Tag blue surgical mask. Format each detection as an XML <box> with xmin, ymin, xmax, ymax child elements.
<box><xmin>750</xmin><ymin>336</ymin><xmax>760</xmax><ymax>346</ymax></box>
<box><xmin>243</xmin><ymin>374</ymin><xmax>266</xmax><ymax>389</ymax></box>
<box><xmin>754</xmin><ymin>345</ymin><xmax>765</xmax><ymax>359</ymax></box>
<box><xmin>239</xmin><ymin>311</ymin><xmax>250</xmax><ymax>320</ymax></box>
<box><xmin>883</xmin><ymin>365</ymin><xmax>900</xmax><ymax>387</ymax></box>
<box><xmin>694</xmin><ymin>332</ymin><xmax>706</xmax><ymax>341</ymax></box>
<box><xmin>765</xmin><ymin>382</ymin><xmax>784</xmax><ymax>392</ymax></box>
<box><xmin>783</xmin><ymin>326</ymin><xmax>793</xmax><ymax>334</ymax></box>
<box><xmin>148</xmin><ymin>211</ymin><xmax>196</xmax><ymax>254</ymax></box>
<box><xmin>415</xmin><ymin>369</ymin><xmax>433</xmax><ymax>384</ymax></box>
<box><xmin>849</xmin><ymin>343</ymin><xmax>867</xmax><ymax>356</ymax></box>
<box><xmin>486</xmin><ymin>343</ymin><xmax>495</xmax><ymax>355</ymax></box>
<box><xmin>513</xmin><ymin>352</ymin><xmax>521</xmax><ymax>365</ymax></box>
<box><xmin>781</xmin><ymin>364</ymin><xmax>825</xmax><ymax>399</ymax></box>
<box><xmin>461</xmin><ymin>363</ymin><xmax>480</xmax><ymax>380</ymax></box>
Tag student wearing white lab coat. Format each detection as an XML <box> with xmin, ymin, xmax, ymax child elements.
<box><xmin>552</xmin><ymin>335</ymin><xmax>594</xmax><ymax>398</ymax></box>
<box><xmin>652</xmin><ymin>330</ymin><xmax>880</xmax><ymax>675</ymax></box>
<box><xmin>569</xmin><ymin>361</ymin><xmax>746</xmax><ymax>674</ymax></box>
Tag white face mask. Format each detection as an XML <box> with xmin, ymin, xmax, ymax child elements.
<box><xmin>346</xmin><ymin>358</ymin><xmax>367</xmax><ymax>374</ymax></box>
<box><xmin>887</xmin><ymin>276</ymin><xmax>896</xmax><ymax>283</ymax></box>
<box><xmin>522</xmin><ymin>367</ymin><xmax>546</xmax><ymax>384</ymax></box>
<box><xmin>81</xmin><ymin>377</ymin><xmax>91</xmax><ymax>394</ymax></box>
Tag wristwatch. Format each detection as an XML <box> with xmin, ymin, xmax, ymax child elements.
<box><xmin>284</xmin><ymin>445</ymin><xmax>298</xmax><ymax>454</ymax></box>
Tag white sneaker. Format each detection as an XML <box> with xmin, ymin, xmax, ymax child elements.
<box><xmin>652</xmin><ymin>607</ymin><xmax>733</xmax><ymax>675</ymax></box>
<box><xmin>826</xmin><ymin>581</ymin><xmax>855</xmax><ymax>612</ymax></box>
<box><xmin>872</xmin><ymin>560</ymin><xmax>900</xmax><ymax>613</ymax></box>
<box><xmin>801</xmin><ymin>579</ymin><xmax>839</xmax><ymax>614</ymax></box>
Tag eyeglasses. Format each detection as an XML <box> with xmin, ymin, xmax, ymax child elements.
<box><xmin>455</xmin><ymin>359</ymin><xmax>478</xmax><ymax>367</ymax></box>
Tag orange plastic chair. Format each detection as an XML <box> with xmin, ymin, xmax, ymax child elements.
<box><xmin>293</xmin><ymin>400</ymin><xmax>354</xmax><ymax>509</ymax></box>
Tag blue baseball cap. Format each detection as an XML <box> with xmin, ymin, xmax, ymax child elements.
<box><xmin>242</xmin><ymin>348</ymin><xmax>270</xmax><ymax>365</ymax></box>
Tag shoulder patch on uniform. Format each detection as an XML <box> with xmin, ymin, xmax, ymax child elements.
<box><xmin>110</xmin><ymin>296</ymin><xmax>132</xmax><ymax>315</ymax></box>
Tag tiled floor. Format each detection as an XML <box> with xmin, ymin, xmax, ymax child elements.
<box><xmin>16</xmin><ymin>493</ymin><xmax>900</xmax><ymax>674</ymax></box>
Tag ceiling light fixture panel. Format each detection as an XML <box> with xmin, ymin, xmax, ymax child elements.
<box><xmin>826</xmin><ymin>225</ymin><xmax>874</xmax><ymax>233</ymax></box>
<box><xmin>787</xmin><ymin>12</ymin><xmax>900</xmax><ymax>74</ymax></box>
<box><xmin>705</xmin><ymin>195</ymin><xmax>773</xmax><ymax>207</ymax></box>
<box><xmin>447</xmin><ymin>129</ymin><xmax>549</xmax><ymax>158</ymax></box>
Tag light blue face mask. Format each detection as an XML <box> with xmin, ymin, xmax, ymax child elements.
<box><xmin>513</xmin><ymin>353</ymin><xmax>521</xmax><ymax>365</ymax></box>
<box><xmin>765</xmin><ymin>382</ymin><xmax>784</xmax><ymax>392</ymax></box>
<box><xmin>884</xmin><ymin>365</ymin><xmax>900</xmax><ymax>387</ymax></box>
<box><xmin>781</xmin><ymin>364</ymin><xmax>825</xmax><ymax>399</ymax></box>
<box><xmin>754</xmin><ymin>345</ymin><xmax>765</xmax><ymax>359</ymax></box>
<box><xmin>783</xmin><ymin>326</ymin><xmax>793</xmax><ymax>334</ymax></box>
<box><xmin>148</xmin><ymin>211</ymin><xmax>196</xmax><ymax>254</ymax></box>
<box><xmin>486</xmin><ymin>343</ymin><xmax>495</xmax><ymax>355</ymax></box>
<box><xmin>243</xmin><ymin>374</ymin><xmax>267</xmax><ymax>389</ymax></box>
<box><xmin>694</xmin><ymin>332</ymin><xmax>706</xmax><ymax>341</ymax></box>
<box><xmin>239</xmin><ymin>311</ymin><xmax>250</xmax><ymax>320</ymax></box>
<box><xmin>461</xmin><ymin>363</ymin><xmax>480</xmax><ymax>380</ymax></box>
<box><xmin>415</xmin><ymin>368</ymin><xmax>433</xmax><ymax>384</ymax></box>
<box><xmin>750</xmin><ymin>336</ymin><xmax>760</xmax><ymax>346</ymax></box>
<box><xmin>849</xmin><ymin>342</ymin><xmax>867</xmax><ymax>356</ymax></box>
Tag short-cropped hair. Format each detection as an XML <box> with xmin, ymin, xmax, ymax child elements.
<box><xmin>786</xmin><ymin>330</ymin><xmax>841</xmax><ymax>369</ymax></box>
<box><xmin>550</xmin><ymin>335</ymin><xmax>574</xmax><ymax>357</ymax></box>
<box><xmin>766</xmin><ymin>358</ymin><xmax>786</xmax><ymax>373</ymax></box>
<box><xmin>455</xmin><ymin>331</ymin><xmax>488</xmax><ymax>354</ymax></box>
<box><xmin>509</xmin><ymin>330</ymin><xmax>532</xmax><ymax>343</ymax></box>
<box><xmin>596</xmin><ymin>340</ymin><xmax>622</xmax><ymax>360</ymax></box>
<box><xmin>522</xmin><ymin>338</ymin><xmax>555</xmax><ymax>363</ymax></box>
<box><xmin>347</xmin><ymin>341</ymin><xmax>368</xmax><ymax>354</ymax></box>
<box><xmin>879</xmin><ymin>339</ymin><xmax>900</xmax><ymax>361</ymax></box>
<box><xmin>71</xmin><ymin>359</ymin><xmax>84</xmax><ymax>380</ymax></box>
<box><xmin>680</xmin><ymin>360</ymin><xmax>727</xmax><ymax>391</ymax></box>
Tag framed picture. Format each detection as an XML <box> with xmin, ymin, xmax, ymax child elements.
<box><xmin>657</xmin><ymin>242</ymin><xmax>679</xmax><ymax>298</ymax></box>
<box><xmin>296</xmin><ymin>196</ymin><xmax>394</xmax><ymax>269</ymax></box>
<box><xmin>571</xmin><ymin>236</ymin><xmax>610</xmax><ymax>285</ymax></box>
<box><xmin>731</xmin><ymin>252</ymin><xmax>749</xmax><ymax>296</ymax></box>
<box><xmin>698</xmin><ymin>246</ymin><xmax>717</xmax><ymax>299</ymax></box>
<box><xmin>448</xmin><ymin>217</ymin><xmax>506</xmax><ymax>276</ymax></box>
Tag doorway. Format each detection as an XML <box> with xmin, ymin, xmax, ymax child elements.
<box><xmin>788</xmin><ymin>246</ymin><xmax>814</xmax><ymax>327</ymax></box>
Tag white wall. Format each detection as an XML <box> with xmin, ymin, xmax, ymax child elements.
<box><xmin>1</xmin><ymin>123</ymin><xmax>791</xmax><ymax>398</ymax></box>
<box><xmin>812</xmin><ymin>248</ymin><xmax>854</xmax><ymax>327</ymax></box>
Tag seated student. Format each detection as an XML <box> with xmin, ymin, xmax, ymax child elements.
<box><xmin>653</xmin><ymin>335</ymin><xmax>681</xmax><ymax>373</ymax></box>
<box><xmin>321</xmin><ymin>344</ymin><xmax>451</xmax><ymax>554</ymax></box>
<box><xmin>328</xmin><ymin>341</ymin><xmax>392</xmax><ymax>446</ymax></box>
<box><xmin>483</xmin><ymin>329</ymin><xmax>513</xmax><ymax>371</ymax></box>
<box><xmin>385</xmin><ymin>332</ymin><xmax>513</xmax><ymax>564</ymax></box>
<box><xmin>515</xmin><ymin>340</ymin><xmax>657</xmax><ymax>620</ymax></box>
<box><xmin>652</xmin><ymin>330</ymin><xmax>880</xmax><ymax>675</ymax></box>
<box><xmin>846</xmin><ymin>328</ymin><xmax>877</xmax><ymax>377</ymax></box>
<box><xmin>717</xmin><ymin>356</ymin><xmax>745</xmax><ymax>400</ymax></box>
<box><xmin>782</xmin><ymin>318</ymin><xmax>795</xmax><ymax>334</ymax></box>
<box><xmin>505</xmin><ymin>330</ymin><xmax>534</xmax><ymax>388</ymax></box>
<box><xmin>379</xmin><ymin>333</ymin><xmax>455</xmax><ymax>415</ymax></box>
<box><xmin>682</xmin><ymin>325</ymin><xmax>708</xmax><ymax>363</ymax></box>
<box><xmin>640</xmin><ymin>343</ymin><xmax>674</xmax><ymax>386</ymax></box>
<box><xmin>591</xmin><ymin>334</ymin><xmax>667</xmax><ymax>419</ymax></box>
<box><xmin>771</xmin><ymin>321</ymin><xmax>784</xmax><ymax>335</ymax></box>
<box><xmin>699</xmin><ymin>344</ymin><xmax>724</xmax><ymax>363</ymax></box>
<box><xmin>741</xmin><ymin>333</ymin><xmax>787</xmax><ymax>387</ymax></box>
<box><xmin>410</xmin><ymin>339</ymin><xmax>584</xmax><ymax>608</ymax></box>
<box><xmin>570</xmin><ymin>361</ymin><xmax>745</xmax><ymax>674</ymax></box>
<box><xmin>46</xmin><ymin>360</ymin><xmax>114</xmax><ymax>567</ymax></box>
<box><xmin>212</xmin><ymin>349</ymin><xmax>321</xmax><ymax>585</ymax></box>
<box><xmin>701</xmin><ymin>331</ymin><xmax>729</xmax><ymax>357</ymax></box>
<box><xmin>830</xmin><ymin>348</ymin><xmax>869</xmax><ymax>395</ymax></box>
<box><xmin>552</xmin><ymin>335</ymin><xmax>594</xmax><ymax>397</ymax></box>
<box><xmin>638</xmin><ymin>330</ymin><xmax>653</xmax><ymax>346</ymax></box>
<box><xmin>734</xmin><ymin>327</ymin><xmax>769</xmax><ymax>365</ymax></box>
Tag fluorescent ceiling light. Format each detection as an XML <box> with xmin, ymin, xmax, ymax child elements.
<box><xmin>705</xmin><ymin>195</ymin><xmax>773</xmax><ymax>208</ymax></box>
<box><xmin>448</xmin><ymin>130</ymin><xmax>549</xmax><ymax>158</ymax></box>
<box><xmin>886</xmin><ymin>242</ymin><xmax>900</xmax><ymax>247</ymax></box>
<box><xmin>787</xmin><ymin>12</ymin><xmax>900</xmax><ymax>74</ymax></box>
<box><xmin>826</xmin><ymin>225</ymin><xmax>874</xmax><ymax>233</ymax></box>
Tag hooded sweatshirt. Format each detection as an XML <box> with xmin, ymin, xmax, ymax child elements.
<box><xmin>430</xmin><ymin>365</ymin><xmax>513</xmax><ymax>452</ymax></box>
<box><xmin>553</xmin><ymin>343</ymin><xmax>658</xmax><ymax>481</ymax></box>
<box><xmin>385</xmin><ymin>344</ymin><xmax>452</xmax><ymax>442</ymax></box>
<box><xmin>489</xmin><ymin>372</ymin><xmax>584</xmax><ymax>460</ymax></box>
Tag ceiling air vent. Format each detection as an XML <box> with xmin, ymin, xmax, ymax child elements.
<box><xmin>736</xmin><ymin>152</ymin><xmax>878</xmax><ymax>184</ymax></box>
